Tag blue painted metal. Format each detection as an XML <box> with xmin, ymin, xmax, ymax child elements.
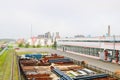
<box><xmin>48</xmin><ymin>58</ymin><xmax>72</xmax><ymax>63</ymax></box>
<box><xmin>52</xmin><ymin>68</ymin><xmax>73</xmax><ymax>80</ymax></box>
<box><xmin>73</xmin><ymin>74</ymin><xmax>109</xmax><ymax>80</ymax></box>
<box><xmin>25</xmin><ymin>54</ymin><xmax>42</xmax><ymax>59</ymax></box>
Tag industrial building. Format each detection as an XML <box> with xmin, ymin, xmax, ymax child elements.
<box><xmin>27</xmin><ymin>32</ymin><xmax>60</xmax><ymax>46</ymax></box>
<box><xmin>57</xmin><ymin>36</ymin><xmax>120</xmax><ymax>64</ymax></box>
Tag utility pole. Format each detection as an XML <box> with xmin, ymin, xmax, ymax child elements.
<box><xmin>113</xmin><ymin>35</ymin><xmax>115</xmax><ymax>54</ymax></box>
<box><xmin>31</xmin><ymin>24</ymin><xmax>32</xmax><ymax>38</ymax></box>
<box><xmin>99</xmin><ymin>37</ymin><xmax>102</xmax><ymax>52</ymax></box>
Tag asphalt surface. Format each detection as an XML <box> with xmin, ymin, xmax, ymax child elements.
<box><xmin>16</xmin><ymin>48</ymin><xmax>120</xmax><ymax>72</ymax></box>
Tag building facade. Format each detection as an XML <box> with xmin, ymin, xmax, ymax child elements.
<box><xmin>57</xmin><ymin>36</ymin><xmax>120</xmax><ymax>62</ymax></box>
<box><xmin>27</xmin><ymin>37</ymin><xmax>53</xmax><ymax>46</ymax></box>
<box><xmin>27</xmin><ymin>32</ymin><xmax>60</xmax><ymax>47</ymax></box>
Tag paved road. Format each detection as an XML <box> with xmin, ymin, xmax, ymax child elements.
<box><xmin>17</xmin><ymin>48</ymin><xmax>120</xmax><ymax>72</ymax></box>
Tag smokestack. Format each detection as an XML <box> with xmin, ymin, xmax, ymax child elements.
<box><xmin>108</xmin><ymin>25</ymin><xmax>110</xmax><ymax>37</ymax></box>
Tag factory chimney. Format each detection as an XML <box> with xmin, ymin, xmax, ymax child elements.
<box><xmin>108</xmin><ymin>25</ymin><xmax>110</xmax><ymax>37</ymax></box>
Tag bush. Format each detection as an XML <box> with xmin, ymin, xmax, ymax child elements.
<box><xmin>32</xmin><ymin>45</ymin><xmax>35</xmax><ymax>48</ymax></box>
<box><xmin>36</xmin><ymin>45</ymin><xmax>41</xmax><ymax>48</ymax></box>
<box><xmin>52</xmin><ymin>41</ymin><xmax>57</xmax><ymax>49</ymax></box>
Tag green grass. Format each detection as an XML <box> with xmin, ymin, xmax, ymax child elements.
<box><xmin>8</xmin><ymin>46</ymin><xmax>13</xmax><ymax>48</ymax></box>
<box><xmin>0</xmin><ymin>50</ymin><xmax>8</xmax><ymax>67</ymax></box>
<box><xmin>18</xmin><ymin>44</ymin><xmax>54</xmax><ymax>48</ymax></box>
<box><xmin>0</xmin><ymin>49</ymin><xmax>11</xmax><ymax>80</ymax></box>
<box><xmin>0</xmin><ymin>48</ymin><xmax>2</xmax><ymax>52</ymax></box>
<box><xmin>2</xmin><ymin>51</ymin><xmax>12</xmax><ymax>80</ymax></box>
<box><xmin>0</xmin><ymin>49</ymin><xmax>19</xmax><ymax>80</ymax></box>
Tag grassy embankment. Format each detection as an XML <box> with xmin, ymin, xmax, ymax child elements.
<box><xmin>0</xmin><ymin>49</ymin><xmax>19</xmax><ymax>80</ymax></box>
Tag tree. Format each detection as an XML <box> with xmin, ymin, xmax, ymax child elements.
<box><xmin>25</xmin><ymin>43</ymin><xmax>29</xmax><ymax>48</ymax></box>
<box><xmin>18</xmin><ymin>43</ymin><xmax>23</xmax><ymax>47</ymax></box>
<box><xmin>52</xmin><ymin>41</ymin><xmax>57</xmax><ymax>49</ymax></box>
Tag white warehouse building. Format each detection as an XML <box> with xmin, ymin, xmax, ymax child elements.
<box><xmin>27</xmin><ymin>37</ymin><xmax>53</xmax><ymax>46</ymax></box>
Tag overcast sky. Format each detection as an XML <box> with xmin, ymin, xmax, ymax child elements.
<box><xmin>0</xmin><ymin>0</ymin><xmax>120</xmax><ymax>39</ymax></box>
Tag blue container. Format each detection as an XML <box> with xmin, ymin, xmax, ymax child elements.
<box><xmin>25</xmin><ymin>54</ymin><xmax>42</xmax><ymax>59</ymax></box>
